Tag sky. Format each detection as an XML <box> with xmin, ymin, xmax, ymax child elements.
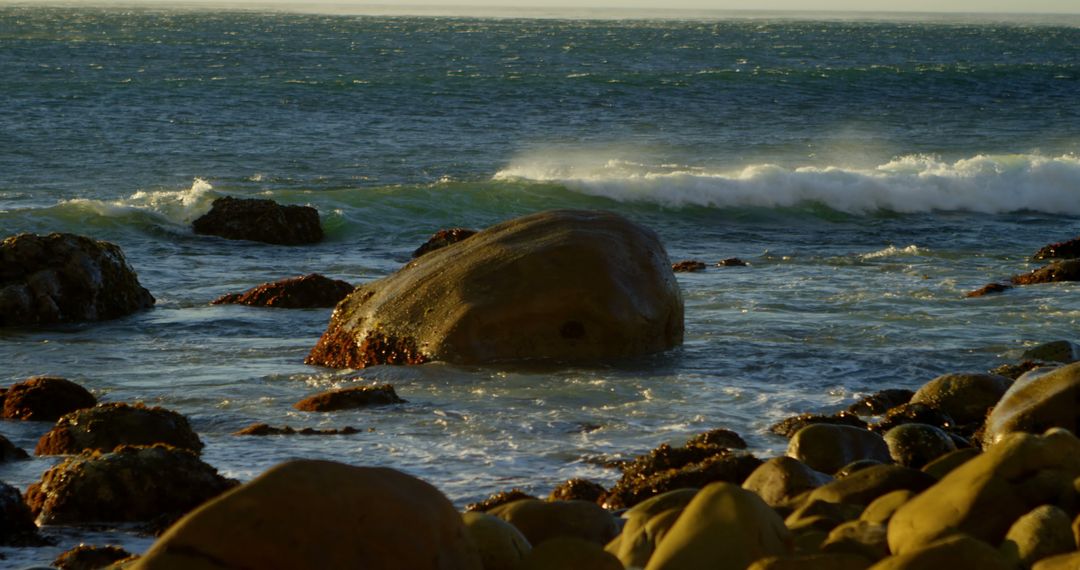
<box><xmin>37</xmin><ymin>0</ymin><xmax>1080</xmax><ymax>15</ymax></box>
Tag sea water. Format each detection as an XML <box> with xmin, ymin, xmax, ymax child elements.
<box><xmin>1</xmin><ymin>5</ymin><xmax>1079</xmax><ymax>564</ymax></box>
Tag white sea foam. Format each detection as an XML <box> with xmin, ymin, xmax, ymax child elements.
<box><xmin>494</xmin><ymin>152</ymin><xmax>1080</xmax><ymax>214</ymax></box>
<box><xmin>58</xmin><ymin>178</ymin><xmax>218</xmax><ymax>226</ymax></box>
<box><xmin>861</xmin><ymin>245</ymin><xmax>923</xmax><ymax>260</ymax></box>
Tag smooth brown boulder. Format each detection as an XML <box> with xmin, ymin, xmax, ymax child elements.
<box><xmin>859</xmin><ymin>490</ymin><xmax>914</xmax><ymax>525</ymax></box>
<box><xmin>25</xmin><ymin>445</ymin><xmax>235</xmax><ymax>526</ymax></box>
<box><xmin>882</xmin><ymin>423</ymin><xmax>956</xmax><ymax>469</ymax></box>
<box><xmin>462</xmin><ymin>512</ymin><xmax>531</xmax><ymax>570</ymax></box>
<box><xmin>749</xmin><ymin>553</ymin><xmax>873</xmax><ymax>570</ymax></box>
<box><xmin>802</xmin><ymin>464</ymin><xmax>935</xmax><ymax>508</ymax></box>
<box><xmin>787</xmin><ymin>424</ymin><xmax>891</xmax><ymax>475</ymax></box>
<box><xmin>910</xmin><ymin>372</ymin><xmax>1011</xmax><ymax>426</ymax></box>
<box><xmin>983</xmin><ymin>362</ymin><xmax>1080</xmax><ymax>445</ymax></box>
<box><xmin>999</xmin><ymin>504</ymin><xmax>1075</xmax><ymax>569</ymax></box>
<box><xmin>770</xmin><ymin>412</ymin><xmax>867</xmax><ymax>438</ymax></box>
<box><xmin>306</xmin><ymin>209</ymin><xmax>683</xmax><ymax>368</ymax></box>
<box><xmin>53</xmin><ymin>545</ymin><xmax>135</xmax><ymax>570</ymax></box>
<box><xmin>607</xmin><ymin>491</ymin><xmax>691</xmax><ymax>568</ymax></box>
<box><xmin>741</xmin><ymin>456</ymin><xmax>833</xmax><ymax>508</ymax></box>
<box><xmin>293</xmin><ymin>384</ymin><xmax>405</xmax><ymax>412</ymax></box>
<box><xmin>920</xmin><ymin>447</ymin><xmax>980</xmax><ymax>480</ymax></box>
<box><xmin>191</xmin><ymin>196</ymin><xmax>323</xmax><ymax>245</ymax></box>
<box><xmin>36</xmin><ymin>402</ymin><xmax>203</xmax><ymax>456</ymax></box>
<box><xmin>0</xmin><ymin>232</ymin><xmax>154</xmax><ymax>326</ymax></box>
<box><xmin>486</xmin><ymin>499</ymin><xmax>618</xmax><ymax>547</ymax></box>
<box><xmin>870</xmin><ymin>534</ymin><xmax>1013</xmax><ymax>570</ymax></box>
<box><xmin>2</xmin><ymin>376</ymin><xmax>96</xmax><ymax>421</ymax></box>
<box><xmin>413</xmin><ymin>228</ymin><xmax>477</xmax><ymax>258</ymax></box>
<box><xmin>521</xmin><ymin>537</ymin><xmax>622</xmax><ymax>570</ymax></box>
<box><xmin>211</xmin><ymin>274</ymin><xmax>353</xmax><ymax>308</ymax></box>
<box><xmin>1034</xmin><ymin>552</ymin><xmax>1080</xmax><ymax>570</ymax></box>
<box><xmin>133</xmin><ymin>460</ymin><xmax>481</xmax><ymax>570</ymax></box>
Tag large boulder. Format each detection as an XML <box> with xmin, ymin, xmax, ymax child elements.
<box><xmin>787</xmin><ymin>424</ymin><xmax>891</xmax><ymax>475</ymax></box>
<box><xmin>133</xmin><ymin>460</ymin><xmax>482</xmax><ymax>570</ymax></box>
<box><xmin>999</xmin><ymin>505</ymin><xmax>1075</xmax><ymax>569</ymax></box>
<box><xmin>36</xmin><ymin>402</ymin><xmax>203</xmax><ymax>456</ymax></box>
<box><xmin>461</xmin><ymin>512</ymin><xmax>531</xmax><ymax>570</ymax></box>
<box><xmin>486</xmin><ymin>499</ymin><xmax>618</xmax><ymax>547</ymax></box>
<box><xmin>1</xmin><ymin>376</ymin><xmax>96</xmax><ymax>421</ymax></box>
<box><xmin>0</xmin><ymin>233</ymin><xmax>154</xmax><ymax>326</ymax></box>
<box><xmin>887</xmin><ymin>429</ymin><xmax>1080</xmax><ymax>555</ymax></box>
<box><xmin>601</xmin><ymin>445</ymin><xmax>762</xmax><ymax>510</ymax></box>
<box><xmin>25</xmin><ymin>445</ymin><xmax>236</xmax><ymax>526</ymax></box>
<box><xmin>192</xmin><ymin>196</ymin><xmax>323</xmax><ymax>245</ymax></box>
<box><xmin>983</xmin><ymin>362</ymin><xmax>1080</xmax><ymax>445</ymax></box>
<box><xmin>305</xmin><ymin>209</ymin><xmax>683</xmax><ymax>368</ymax></box>
<box><xmin>909</xmin><ymin>373</ymin><xmax>1011</xmax><ymax>426</ymax></box>
<box><xmin>212</xmin><ymin>274</ymin><xmax>353</xmax><ymax>308</ymax></box>
<box><xmin>882</xmin><ymin>423</ymin><xmax>956</xmax><ymax>469</ymax></box>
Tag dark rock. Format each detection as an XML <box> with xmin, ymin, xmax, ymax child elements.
<box><xmin>466</xmin><ymin>489</ymin><xmax>538</xmax><ymax>513</ymax></box>
<box><xmin>233</xmin><ymin>423</ymin><xmax>360</xmax><ymax>436</ymax></box>
<box><xmin>1021</xmin><ymin>340</ymin><xmax>1080</xmax><ymax>364</ymax></box>
<box><xmin>53</xmin><ymin>545</ymin><xmax>135</xmax><ymax>570</ymax></box>
<box><xmin>191</xmin><ymin>196</ymin><xmax>323</xmax><ymax>245</ymax></box>
<box><xmin>834</xmin><ymin>460</ymin><xmax>886</xmax><ymax>479</ymax></box>
<box><xmin>869</xmin><ymin>403</ymin><xmax>954</xmax><ymax>434</ymax></box>
<box><xmin>0</xmin><ymin>434</ymin><xmax>29</xmax><ymax>462</ymax></box>
<box><xmin>847</xmin><ymin>389</ymin><xmax>914</xmax><ymax>417</ymax></box>
<box><xmin>35</xmin><ymin>402</ymin><xmax>203</xmax><ymax>456</ymax></box>
<box><xmin>306</xmin><ymin>210</ymin><xmax>683</xmax><ymax>368</ymax></box>
<box><xmin>2</xmin><ymin>376</ymin><xmax>96</xmax><ymax>421</ymax></box>
<box><xmin>211</xmin><ymin>274</ymin><xmax>353</xmax><ymax>308</ymax></box>
<box><xmin>1033</xmin><ymin>237</ymin><xmax>1080</xmax><ymax>261</ymax></box>
<box><xmin>718</xmin><ymin>257</ymin><xmax>749</xmax><ymax>267</ymax></box>
<box><xmin>966</xmin><ymin>282</ymin><xmax>1013</xmax><ymax>297</ymax></box>
<box><xmin>787</xmin><ymin>424</ymin><xmax>891</xmax><ymax>475</ymax></box>
<box><xmin>412</xmin><ymin>228</ymin><xmax>477</xmax><ymax>258</ymax></box>
<box><xmin>487</xmin><ymin>499</ymin><xmax>617</xmax><ymax>547</ymax></box>
<box><xmin>671</xmin><ymin>260</ymin><xmax>707</xmax><ymax>272</ymax></box>
<box><xmin>686</xmin><ymin>428</ymin><xmax>747</xmax><ymax>449</ymax></box>
<box><xmin>909</xmin><ymin>373</ymin><xmax>1011</xmax><ymax>426</ymax></box>
<box><xmin>600</xmin><ymin>448</ymin><xmax>762</xmax><ymax>510</ymax></box>
<box><xmin>883</xmin><ymin>424</ymin><xmax>957</xmax><ymax>469</ymax></box>
<box><xmin>0</xmin><ymin>233</ymin><xmax>154</xmax><ymax>326</ymax></box>
<box><xmin>293</xmin><ymin>384</ymin><xmax>405</xmax><ymax>412</ymax></box>
<box><xmin>1011</xmin><ymin>260</ymin><xmax>1080</xmax><ymax>286</ymax></box>
<box><xmin>0</xmin><ymin>480</ymin><xmax>42</xmax><ymax>546</ymax></box>
<box><xmin>549</xmin><ymin>478</ymin><xmax>606</xmax><ymax>503</ymax></box>
<box><xmin>25</xmin><ymin>444</ymin><xmax>236</xmax><ymax>526</ymax></box>
<box><xmin>771</xmin><ymin>411</ymin><xmax>868</xmax><ymax>439</ymax></box>
<box><xmin>741</xmin><ymin>456</ymin><xmax>833</xmax><ymax>508</ymax></box>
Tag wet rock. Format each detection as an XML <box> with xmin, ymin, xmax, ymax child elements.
<box><xmin>412</xmin><ymin>227</ymin><xmax>477</xmax><ymax>258</ymax></box>
<box><xmin>0</xmin><ymin>434</ymin><xmax>29</xmax><ymax>462</ymax></box>
<box><xmin>233</xmin><ymin>423</ymin><xmax>360</xmax><ymax>436</ymax></box>
<box><xmin>211</xmin><ymin>273</ymin><xmax>353</xmax><ymax>308</ymax></box>
<box><xmin>0</xmin><ymin>233</ymin><xmax>154</xmax><ymax>326</ymax></box>
<box><xmin>1011</xmin><ymin>260</ymin><xmax>1080</xmax><ymax>286</ymax></box>
<box><xmin>983</xmin><ymin>362</ymin><xmax>1080</xmax><ymax>446</ymax></box>
<box><xmin>521</xmin><ymin>537</ymin><xmax>622</xmax><ymax>570</ymax></box>
<box><xmin>35</xmin><ymin>402</ymin><xmax>203</xmax><ymax>456</ymax></box>
<box><xmin>487</xmin><ymin>499</ymin><xmax>617</xmax><ymax>547</ymax></box>
<box><xmin>990</xmin><ymin>360</ymin><xmax>1048</xmax><ymax>380</ymax></box>
<box><xmin>53</xmin><ymin>545</ymin><xmax>135</xmax><ymax>570</ymax></box>
<box><xmin>909</xmin><ymin>373</ymin><xmax>1011</xmax><ymax>426</ymax></box>
<box><xmin>466</xmin><ymin>489</ymin><xmax>538</xmax><ymax>513</ymax></box>
<box><xmin>645</xmin><ymin>482</ymin><xmax>791</xmax><ymax>570</ymax></box>
<box><xmin>2</xmin><ymin>376</ymin><xmax>96</xmax><ymax>422</ymax></box>
<box><xmin>0</xmin><ymin>480</ymin><xmax>41</xmax><ymax>545</ymax></box>
<box><xmin>887</xmin><ymin>429</ymin><xmax>1080</xmax><ymax>555</ymax></box>
<box><xmin>685</xmin><ymin>427</ymin><xmax>747</xmax><ymax>449</ymax></box>
<box><xmin>869</xmin><ymin>402</ymin><xmax>954</xmax><ymax>434</ymax></box>
<box><xmin>306</xmin><ymin>209</ymin><xmax>683</xmax><ymax>368</ymax></box>
<box><xmin>999</xmin><ymin>504</ymin><xmax>1075</xmax><ymax>569</ymax></box>
<box><xmin>787</xmin><ymin>424</ymin><xmax>891</xmax><ymax>475</ymax></box>
<box><xmin>25</xmin><ymin>444</ymin><xmax>236</xmax><ymax>526</ymax></box>
<box><xmin>802</xmin><ymin>465</ymin><xmax>935</xmax><ymax>509</ymax></box>
<box><xmin>134</xmin><ymin>460</ymin><xmax>481</xmax><ymax>570</ymax></box>
<box><xmin>191</xmin><ymin>196</ymin><xmax>323</xmax><ymax>245</ymax></box>
<box><xmin>872</xmin><ymin>534</ymin><xmax>1013</xmax><ymax>570</ymax></box>
<box><xmin>883</xmin><ymin>423</ymin><xmax>957</xmax><ymax>469</ymax></box>
<box><xmin>671</xmin><ymin>260</ymin><xmax>706</xmax><ymax>272</ymax></box>
<box><xmin>1022</xmin><ymin>340</ymin><xmax>1080</xmax><ymax>364</ymax></box>
<box><xmin>601</xmin><ymin>444</ymin><xmax>762</xmax><ymax>510</ymax></box>
<box><xmin>771</xmin><ymin>411</ymin><xmax>868</xmax><ymax>438</ymax></box>
<box><xmin>1033</xmin><ymin>237</ymin><xmax>1080</xmax><ymax>261</ymax></box>
<box><xmin>549</xmin><ymin>478</ymin><xmax>606</xmax><ymax>503</ymax></box>
<box><xmin>462</xmin><ymin>511</ymin><xmax>531</xmax><ymax>570</ymax></box>
<box><xmin>741</xmin><ymin>456</ymin><xmax>833</xmax><ymax>508</ymax></box>
<box><xmin>846</xmin><ymin>389</ymin><xmax>914</xmax><ymax>417</ymax></box>
<box><xmin>966</xmin><ymin>282</ymin><xmax>1013</xmax><ymax>297</ymax></box>
<box><xmin>292</xmin><ymin>384</ymin><xmax>405</xmax><ymax>412</ymax></box>
<box><xmin>717</xmin><ymin>257</ymin><xmax>749</xmax><ymax>267</ymax></box>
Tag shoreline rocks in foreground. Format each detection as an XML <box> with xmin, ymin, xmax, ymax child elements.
<box><xmin>0</xmin><ymin>232</ymin><xmax>154</xmax><ymax>326</ymax></box>
<box><xmin>306</xmin><ymin>209</ymin><xmax>684</xmax><ymax>368</ymax></box>
<box><xmin>192</xmin><ymin>196</ymin><xmax>323</xmax><ymax>245</ymax></box>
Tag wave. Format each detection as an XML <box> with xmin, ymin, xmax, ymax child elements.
<box><xmin>493</xmin><ymin>153</ymin><xmax>1080</xmax><ymax>215</ymax></box>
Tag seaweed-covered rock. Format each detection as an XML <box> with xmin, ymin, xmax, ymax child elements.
<box><xmin>487</xmin><ymin>499</ymin><xmax>617</xmax><ymax>547</ymax></box>
<box><xmin>413</xmin><ymin>228</ymin><xmax>477</xmax><ymax>258</ymax></box>
<box><xmin>549</xmin><ymin>478</ymin><xmax>606</xmax><ymax>503</ymax></box>
<box><xmin>306</xmin><ymin>210</ymin><xmax>683</xmax><ymax>368</ymax></box>
<box><xmin>883</xmin><ymin>423</ymin><xmax>957</xmax><ymax>469</ymax></box>
<box><xmin>25</xmin><ymin>445</ymin><xmax>236</xmax><ymax>525</ymax></box>
<box><xmin>133</xmin><ymin>460</ymin><xmax>481</xmax><ymax>570</ymax></box>
<box><xmin>212</xmin><ymin>274</ymin><xmax>353</xmax><ymax>308</ymax></box>
<box><xmin>0</xmin><ymin>233</ymin><xmax>154</xmax><ymax>326</ymax></box>
<box><xmin>293</xmin><ymin>384</ymin><xmax>405</xmax><ymax>412</ymax></box>
<box><xmin>909</xmin><ymin>373</ymin><xmax>1011</xmax><ymax>426</ymax></box>
<box><xmin>600</xmin><ymin>443</ymin><xmax>762</xmax><ymax>509</ymax></box>
<box><xmin>466</xmin><ymin>489</ymin><xmax>538</xmax><ymax>513</ymax></box>
<box><xmin>966</xmin><ymin>282</ymin><xmax>1014</xmax><ymax>297</ymax></box>
<box><xmin>1033</xmin><ymin>237</ymin><xmax>1080</xmax><ymax>261</ymax></box>
<box><xmin>869</xmin><ymin>402</ymin><xmax>954</xmax><ymax>434</ymax></box>
<box><xmin>2</xmin><ymin>376</ymin><xmax>96</xmax><ymax>421</ymax></box>
<box><xmin>787</xmin><ymin>424</ymin><xmax>891</xmax><ymax>475</ymax></box>
<box><xmin>36</xmin><ymin>402</ymin><xmax>203</xmax><ymax>456</ymax></box>
<box><xmin>801</xmin><ymin>465</ymin><xmax>935</xmax><ymax>508</ymax></box>
<box><xmin>0</xmin><ymin>480</ymin><xmax>41</xmax><ymax>545</ymax></box>
<box><xmin>671</xmin><ymin>260</ymin><xmax>706</xmax><ymax>272</ymax></box>
<box><xmin>717</xmin><ymin>257</ymin><xmax>749</xmax><ymax>267</ymax></box>
<box><xmin>771</xmin><ymin>412</ymin><xmax>867</xmax><ymax>439</ymax></box>
<box><xmin>53</xmin><ymin>545</ymin><xmax>135</xmax><ymax>570</ymax></box>
<box><xmin>685</xmin><ymin>428</ymin><xmax>747</xmax><ymax>449</ymax></box>
<box><xmin>191</xmin><ymin>196</ymin><xmax>323</xmax><ymax>245</ymax></box>
<box><xmin>846</xmin><ymin>389</ymin><xmax>914</xmax><ymax>417</ymax></box>
<box><xmin>1011</xmin><ymin>260</ymin><xmax>1080</xmax><ymax>286</ymax></box>
<box><xmin>983</xmin><ymin>362</ymin><xmax>1080</xmax><ymax>446</ymax></box>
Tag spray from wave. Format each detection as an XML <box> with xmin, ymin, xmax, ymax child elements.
<box><xmin>55</xmin><ymin>178</ymin><xmax>218</xmax><ymax>226</ymax></box>
<box><xmin>493</xmin><ymin>153</ymin><xmax>1080</xmax><ymax>214</ymax></box>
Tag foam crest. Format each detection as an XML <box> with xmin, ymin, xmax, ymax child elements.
<box><xmin>494</xmin><ymin>153</ymin><xmax>1080</xmax><ymax>214</ymax></box>
<box><xmin>861</xmin><ymin>245</ymin><xmax>923</xmax><ymax>260</ymax></box>
<box><xmin>57</xmin><ymin>178</ymin><xmax>218</xmax><ymax>226</ymax></box>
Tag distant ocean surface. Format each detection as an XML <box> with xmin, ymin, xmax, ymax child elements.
<box><xmin>2</xmin><ymin>5</ymin><xmax>1079</xmax><ymax>564</ymax></box>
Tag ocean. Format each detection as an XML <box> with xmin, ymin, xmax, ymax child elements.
<box><xmin>1</xmin><ymin>4</ymin><xmax>1079</xmax><ymax>564</ymax></box>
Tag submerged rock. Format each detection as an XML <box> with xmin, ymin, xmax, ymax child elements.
<box><xmin>966</xmin><ymin>282</ymin><xmax>1013</xmax><ymax>297</ymax></box>
<box><xmin>1</xmin><ymin>376</ymin><xmax>96</xmax><ymax>422</ymax></box>
<box><xmin>1032</xmin><ymin>237</ymin><xmax>1080</xmax><ymax>261</ymax></box>
<box><xmin>293</xmin><ymin>384</ymin><xmax>405</xmax><ymax>412</ymax></box>
<box><xmin>1011</xmin><ymin>260</ymin><xmax>1080</xmax><ymax>286</ymax></box>
<box><xmin>412</xmin><ymin>227</ymin><xmax>477</xmax><ymax>258</ymax></box>
<box><xmin>0</xmin><ymin>232</ymin><xmax>154</xmax><ymax>326</ymax></box>
<box><xmin>306</xmin><ymin>209</ymin><xmax>683</xmax><ymax>368</ymax></box>
<box><xmin>233</xmin><ymin>423</ymin><xmax>360</xmax><ymax>436</ymax></box>
<box><xmin>25</xmin><ymin>444</ymin><xmax>236</xmax><ymax>526</ymax></box>
<box><xmin>671</xmin><ymin>260</ymin><xmax>707</xmax><ymax>272</ymax></box>
<box><xmin>211</xmin><ymin>273</ymin><xmax>353</xmax><ymax>308</ymax></box>
<box><xmin>191</xmin><ymin>196</ymin><xmax>323</xmax><ymax>245</ymax></box>
<box><xmin>133</xmin><ymin>460</ymin><xmax>482</xmax><ymax>570</ymax></box>
<box><xmin>0</xmin><ymin>434</ymin><xmax>29</xmax><ymax>462</ymax></box>
<box><xmin>35</xmin><ymin>402</ymin><xmax>204</xmax><ymax>456</ymax></box>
